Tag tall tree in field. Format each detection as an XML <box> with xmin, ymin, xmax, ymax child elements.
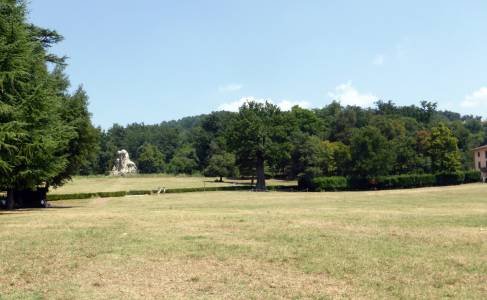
<box><xmin>0</xmin><ymin>0</ymin><xmax>97</xmax><ymax>208</ymax></box>
<box><xmin>428</xmin><ymin>123</ymin><xmax>461</xmax><ymax>173</ymax></box>
<box><xmin>228</xmin><ymin>101</ymin><xmax>287</xmax><ymax>190</ymax></box>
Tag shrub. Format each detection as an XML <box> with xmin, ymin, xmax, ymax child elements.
<box><xmin>298</xmin><ymin>173</ymin><xmax>313</xmax><ymax>190</ymax></box>
<box><xmin>435</xmin><ymin>172</ymin><xmax>465</xmax><ymax>186</ymax></box>
<box><xmin>376</xmin><ymin>174</ymin><xmax>436</xmax><ymax>189</ymax></box>
<box><xmin>464</xmin><ymin>170</ymin><xmax>482</xmax><ymax>183</ymax></box>
<box><xmin>297</xmin><ymin>167</ymin><xmax>323</xmax><ymax>191</ymax></box>
<box><xmin>312</xmin><ymin>177</ymin><xmax>348</xmax><ymax>191</ymax></box>
<box><xmin>347</xmin><ymin>177</ymin><xmax>370</xmax><ymax>190</ymax></box>
<box><xmin>98</xmin><ymin>191</ymin><xmax>127</xmax><ymax>198</ymax></box>
<box><xmin>126</xmin><ymin>190</ymin><xmax>153</xmax><ymax>196</ymax></box>
<box><xmin>48</xmin><ymin>193</ymin><xmax>95</xmax><ymax>201</ymax></box>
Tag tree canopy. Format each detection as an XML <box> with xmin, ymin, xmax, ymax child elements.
<box><xmin>84</xmin><ymin>99</ymin><xmax>484</xmax><ymax>186</ymax></box>
<box><xmin>0</xmin><ymin>0</ymin><xmax>97</xmax><ymax>208</ymax></box>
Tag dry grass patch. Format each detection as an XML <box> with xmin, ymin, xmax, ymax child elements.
<box><xmin>49</xmin><ymin>175</ymin><xmax>296</xmax><ymax>195</ymax></box>
<box><xmin>1</xmin><ymin>184</ymin><xmax>486</xmax><ymax>299</ymax></box>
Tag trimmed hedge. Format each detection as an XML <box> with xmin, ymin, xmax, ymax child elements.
<box><xmin>302</xmin><ymin>170</ymin><xmax>482</xmax><ymax>192</ymax></box>
<box><xmin>464</xmin><ymin>170</ymin><xmax>482</xmax><ymax>183</ymax></box>
<box><xmin>48</xmin><ymin>193</ymin><xmax>95</xmax><ymax>201</ymax></box>
<box><xmin>312</xmin><ymin>176</ymin><xmax>348</xmax><ymax>191</ymax></box>
<box><xmin>45</xmin><ymin>184</ymin><xmax>299</xmax><ymax>202</ymax></box>
<box><xmin>375</xmin><ymin>174</ymin><xmax>436</xmax><ymax>189</ymax></box>
<box><xmin>435</xmin><ymin>172</ymin><xmax>465</xmax><ymax>186</ymax></box>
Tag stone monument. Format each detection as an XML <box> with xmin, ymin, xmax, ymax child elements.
<box><xmin>111</xmin><ymin>149</ymin><xmax>137</xmax><ymax>176</ymax></box>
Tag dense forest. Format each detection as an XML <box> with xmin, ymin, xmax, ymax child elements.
<box><xmin>84</xmin><ymin>100</ymin><xmax>485</xmax><ymax>186</ymax></box>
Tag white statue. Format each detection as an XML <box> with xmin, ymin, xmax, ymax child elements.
<box><xmin>111</xmin><ymin>149</ymin><xmax>137</xmax><ymax>176</ymax></box>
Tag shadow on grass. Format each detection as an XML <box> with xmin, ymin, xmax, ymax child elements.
<box><xmin>0</xmin><ymin>205</ymin><xmax>79</xmax><ymax>214</ymax></box>
<box><xmin>203</xmin><ymin>180</ymin><xmax>253</xmax><ymax>186</ymax></box>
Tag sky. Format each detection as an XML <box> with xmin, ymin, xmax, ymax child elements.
<box><xmin>29</xmin><ymin>0</ymin><xmax>487</xmax><ymax>128</ymax></box>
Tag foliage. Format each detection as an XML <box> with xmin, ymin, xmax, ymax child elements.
<box><xmin>311</xmin><ymin>176</ymin><xmax>348</xmax><ymax>191</ymax></box>
<box><xmin>464</xmin><ymin>170</ymin><xmax>482</xmax><ymax>183</ymax></box>
<box><xmin>203</xmin><ymin>152</ymin><xmax>237</xmax><ymax>181</ymax></box>
<box><xmin>302</xmin><ymin>171</ymin><xmax>479</xmax><ymax>191</ymax></box>
<box><xmin>435</xmin><ymin>172</ymin><xmax>465</xmax><ymax>186</ymax></box>
<box><xmin>82</xmin><ymin>98</ymin><xmax>484</xmax><ymax>185</ymax></box>
<box><xmin>428</xmin><ymin>123</ymin><xmax>462</xmax><ymax>173</ymax></box>
<box><xmin>137</xmin><ymin>143</ymin><xmax>165</xmax><ymax>174</ymax></box>
<box><xmin>227</xmin><ymin>101</ymin><xmax>288</xmax><ymax>190</ymax></box>
<box><xmin>0</xmin><ymin>0</ymin><xmax>97</xmax><ymax>203</ymax></box>
<box><xmin>350</xmin><ymin>126</ymin><xmax>394</xmax><ymax>177</ymax></box>
<box><xmin>167</xmin><ymin>144</ymin><xmax>199</xmax><ymax>174</ymax></box>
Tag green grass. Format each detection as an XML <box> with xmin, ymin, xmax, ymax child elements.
<box><xmin>1</xmin><ymin>184</ymin><xmax>486</xmax><ymax>299</ymax></box>
<box><xmin>49</xmin><ymin>174</ymin><xmax>296</xmax><ymax>195</ymax></box>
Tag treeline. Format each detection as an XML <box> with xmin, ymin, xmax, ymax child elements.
<box><xmin>84</xmin><ymin>100</ymin><xmax>485</xmax><ymax>185</ymax></box>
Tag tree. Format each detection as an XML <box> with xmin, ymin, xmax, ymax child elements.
<box><xmin>321</xmin><ymin>141</ymin><xmax>351</xmax><ymax>176</ymax></box>
<box><xmin>0</xmin><ymin>0</ymin><xmax>97</xmax><ymax>208</ymax></box>
<box><xmin>51</xmin><ymin>83</ymin><xmax>99</xmax><ymax>185</ymax></box>
<box><xmin>203</xmin><ymin>152</ymin><xmax>236</xmax><ymax>182</ymax></box>
<box><xmin>137</xmin><ymin>143</ymin><xmax>165</xmax><ymax>174</ymax></box>
<box><xmin>350</xmin><ymin>126</ymin><xmax>394</xmax><ymax>177</ymax></box>
<box><xmin>428</xmin><ymin>123</ymin><xmax>461</xmax><ymax>173</ymax></box>
<box><xmin>228</xmin><ymin>101</ymin><xmax>288</xmax><ymax>190</ymax></box>
<box><xmin>289</xmin><ymin>133</ymin><xmax>323</xmax><ymax>178</ymax></box>
<box><xmin>167</xmin><ymin>144</ymin><xmax>198</xmax><ymax>174</ymax></box>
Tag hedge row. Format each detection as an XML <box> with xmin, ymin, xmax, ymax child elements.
<box><xmin>46</xmin><ymin>185</ymin><xmax>296</xmax><ymax>201</ymax></box>
<box><xmin>300</xmin><ymin>170</ymin><xmax>482</xmax><ymax>192</ymax></box>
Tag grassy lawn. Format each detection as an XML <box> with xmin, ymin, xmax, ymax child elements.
<box><xmin>1</xmin><ymin>184</ymin><xmax>486</xmax><ymax>299</ymax></box>
<box><xmin>49</xmin><ymin>175</ymin><xmax>296</xmax><ymax>195</ymax></box>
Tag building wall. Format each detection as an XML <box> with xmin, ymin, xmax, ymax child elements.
<box><xmin>474</xmin><ymin>147</ymin><xmax>487</xmax><ymax>172</ymax></box>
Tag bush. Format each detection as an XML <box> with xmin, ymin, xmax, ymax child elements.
<box><xmin>464</xmin><ymin>170</ymin><xmax>482</xmax><ymax>183</ymax></box>
<box><xmin>298</xmin><ymin>173</ymin><xmax>313</xmax><ymax>190</ymax></box>
<box><xmin>435</xmin><ymin>172</ymin><xmax>465</xmax><ymax>186</ymax></box>
<box><xmin>297</xmin><ymin>167</ymin><xmax>322</xmax><ymax>191</ymax></box>
<box><xmin>126</xmin><ymin>190</ymin><xmax>153</xmax><ymax>196</ymax></box>
<box><xmin>98</xmin><ymin>191</ymin><xmax>127</xmax><ymax>198</ymax></box>
<box><xmin>376</xmin><ymin>174</ymin><xmax>436</xmax><ymax>189</ymax></box>
<box><xmin>347</xmin><ymin>177</ymin><xmax>370</xmax><ymax>190</ymax></box>
<box><xmin>312</xmin><ymin>177</ymin><xmax>348</xmax><ymax>191</ymax></box>
<box><xmin>48</xmin><ymin>193</ymin><xmax>96</xmax><ymax>201</ymax></box>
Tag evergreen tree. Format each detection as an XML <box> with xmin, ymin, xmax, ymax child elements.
<box><xmin>0</xmin><ymin>0</ymin><xmax>97</xmax><ymax>208</ymax></box>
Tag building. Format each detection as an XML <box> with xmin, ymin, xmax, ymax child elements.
<box><xmin>473</xmin><ymin>145</ymin><xmax>487</xmax><ymax>182</ymax></box>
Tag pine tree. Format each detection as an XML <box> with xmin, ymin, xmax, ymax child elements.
<box><xmin>0</xmin><ymin>0</ymin><xmax>97</xmax><ymax>208</ymax></box>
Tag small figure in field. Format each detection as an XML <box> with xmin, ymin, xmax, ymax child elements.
<box><xmin>111</xmin><ymin>150</ymin><xmax>137</xmax><ymax>176</ymax></box>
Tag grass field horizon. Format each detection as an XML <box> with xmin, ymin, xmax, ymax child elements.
<box><xmin>1</xmin><ymin>183</ymin><xmax>486</xmax><ymax>299</ymax></box>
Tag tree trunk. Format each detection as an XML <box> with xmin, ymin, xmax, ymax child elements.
<box><xmin>255</xmin><ymin>154</ymin><xmax>266</xmax><ymax>191</ymax></box>
<box><xmin>6</xmin><ymin>189</ymin><xmax>15</xmax><ymax>210</ymax></box>
<box><xmin>219</xmin><ymin>176</ymin><xmax>223</xmax><ymax>182</ymax></box>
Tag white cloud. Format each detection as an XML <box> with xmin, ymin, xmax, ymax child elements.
<box><xmin>328</xmin><ymin>82</ymin><xmax>377</xmax><ymax>107</ymax></box>
<box><xmin>372</xmin><ymin>54</ymin><xmax>385</xmax><ymax>65</ymax></box>
<box><xmin>217</xmin><ymin>97</ymin><xmax>310</xmax><ymax>112</ymax></box>
<box><xmin>218</xmin><ymin>84</ymin><xmax>243</xmax><ymax>93</ymax></box>
<box><xmin>461</xmin><ymin>87</ymin><xmax>487</xmax><ymax>108</ymax></box>
<box><xmin>277</xmin><ymin>99</ymin><xmax>311</xmax><ymax>111</ymax></box>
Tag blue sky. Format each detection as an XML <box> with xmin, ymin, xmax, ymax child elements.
<box><xmin>29</xmin><ymin>0</ymin><xmax>487</xmax><ymax>128</ymax></box>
